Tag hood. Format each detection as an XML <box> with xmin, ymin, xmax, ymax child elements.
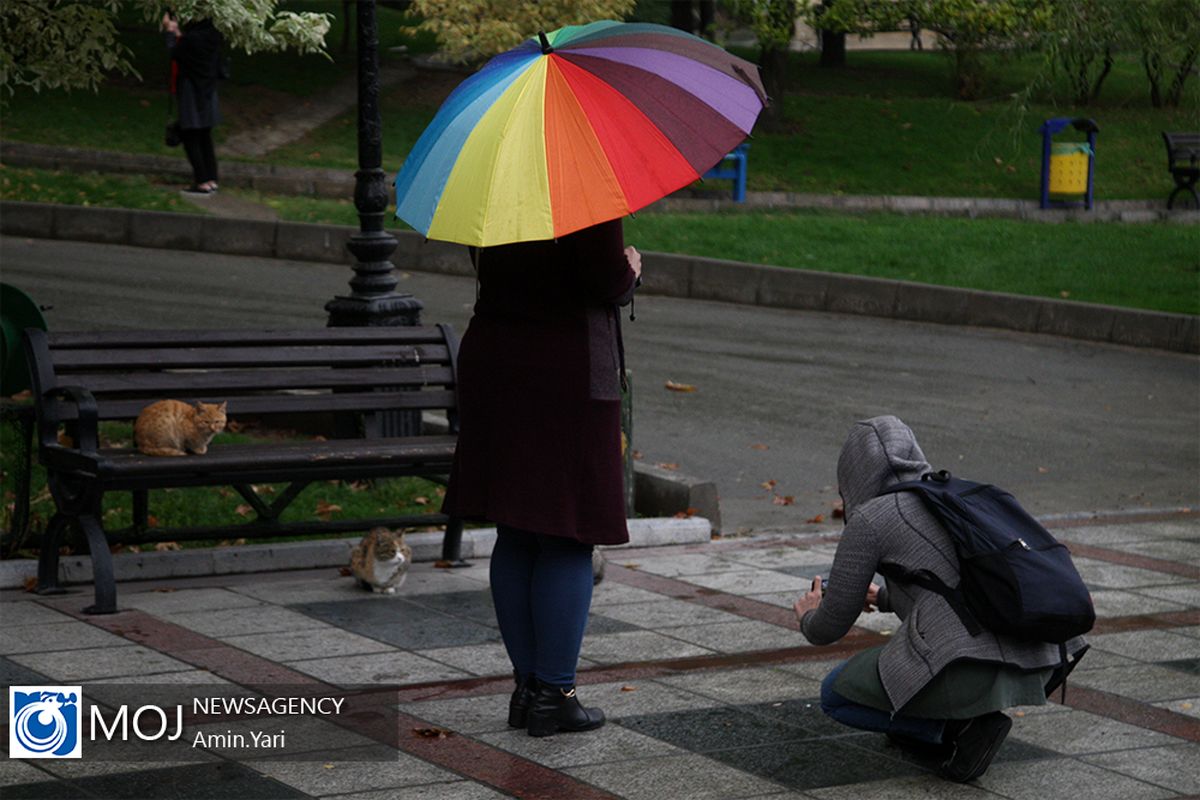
<box><xmin>836</xmin><ymin>416</ymin><xmax>931</xmax><ymax>513</ymax></box>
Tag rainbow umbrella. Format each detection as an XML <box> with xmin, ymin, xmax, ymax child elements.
<box><xmin>394</xmin><ymin>21</ymin><xmax>765</xmax><ymax>247</ymax></box>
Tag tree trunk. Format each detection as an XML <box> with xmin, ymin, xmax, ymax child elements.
<box><xmin>698</xmin><ymin>0</ymin><xmax>715</xmax><ymax>40</ymax></box>
<box><xmin>1089</xmin><ymin>47</ymin><xmax>1114</xmax><ymax>104</ymax></box>
<box><xmin>953</xmin><ymin>47</ymin><xmax>984</xmax><ymax>100</ymax></box>
<box><xmin>1166</xmin><ymin>45</ymin><xmax>1198</xmax><ymax>107</ymax></box>
<box><xmin>761</xmin><ymin>45</ymin><xmax>789</xmax><ymax>123</ymax></box>
<box><xmin>670</xmin><ymin>0</ymin><xmax>694</xmax><ymax>34</ymax></box>
<box><xmin>820</xmin><ymin>30</ymin><xmax>846</xmax><ymax>67</ymax></box>
<box><xmin>1143</xmin><ymin>50</ymin><xmax>1164</xmax><ymax>107</ymax></box>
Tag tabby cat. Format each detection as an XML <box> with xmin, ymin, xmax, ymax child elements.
<box><xmin>350</xmin><ymin>528</ymin><xmax>412</xmax><ymax>594</ymax></box>
<box><xmin>133</xmin><ymin>400</ymin><xmax>227</xmax><ymax>456</ymax></box>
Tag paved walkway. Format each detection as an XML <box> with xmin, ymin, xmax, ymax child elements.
<box><xmin>2</xmin><ymin>514</ymin><xmax>1197</xmax><ymax>798</ymax></box>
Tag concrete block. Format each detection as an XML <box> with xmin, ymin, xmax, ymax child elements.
<box><xmin>127</xmin><ymin>209</ymin><xmax>203</xmax><ymax>250</ymax></box>
<box><xmin>1118</xmin><ymin>210</ymin><xmax>1160</xmax><ymax>223</ymax></box>
<box><xmin>823</xmin><ymin>272</ymin><xmax>897</xmax><ymax>317</ymax></box>
<box><xmin>755</xmin><ymin>265</ymin><xmax>828</xmax><ymax>311</ymax></box>
<box><xmin>0</xmin><ymin>201</ymin><xmax>55</xmax><ymax>238</ymax></box>
<box><xmin>1109</xmin><ymin>309</ymin><xmax>1182</xmax><ymax>351</ymax></box>
<box><xmin>201</xmin><ymin>217</ymin><xmax>277</xmax><ymax>257</ymax></box>
<box><xmin>211</xmin><ymin>538</ymin><xmax>354</xmax><ymax>574</ymax></box>
<box><xmin>253</xmin><ymin>175</ymin><xmax>313</xmax><ymax>195</ymax></box>
<box><xmin>412</xmin><ymin>237</ymin><xmax>473</xmax><ymax>277</ymax></box>
<box><xmin>1169</xmin><ymin>315</ymin><xmax>1200</xmax><ymax>354</ymax></box>
<box><xmin>52</xmin><ymin>205</ymin><xmax>131</xmax><ymax>245</ymax></box>
<box><xmin>274</xmin><ymin>221</ymin><xmax>352</xmax><ymax>264</ymax></box>
<box><xmin>929</xmin><ymin>197</ymin><xmax>973</xmax><ymax>216</ymax></box>
<box><xmin>839</xmin><ymin>195</ymin><xmax>888</xmax><ymax>212</ymax></box>
<box><xmin>639</xmin><ymin>252</ymin><xmax>691</xmax><ymax>297</ymax></box>
<box><xmin>1036</xmin><ymin>299</ymin><xmax>1116</xmax><ymax>343</ymax></box>
<box><xmin>886</xmin><ymin>196</ymin><xmax>933</xmax><ymax>214</ymax></box>
<box><xmin>617</xmin><ymin>517</ymin><xmax>712</xmax><ymax>548</ymax></box>
<box><xmin>634</xmin><ymin>462</ymin><xmax>720</xmax><ymax>533</ymax></box>
<box><xmin>1165</xmin><ymin>211</ymin><xmax>1200</xmax><ymax>225</ymax></box>
<box><xmin>689</xmin><ymin>255</ymin><xmax>760</xmax><ymax>304</ymax></box>
<box><xmin>311</xmin><ymin>178</ymin><xmax>354</xmax><ymax>199</ymax></box>
<box><xmin>0</xmin><ymin>558</ymin><xmax>37</xmax><ymax>589</ymax></box>
<box><xmin>893</xmin><ymin>281</ymin><xmax>971</xmax><ymax>325</ymax></box>
<box><xmin>963</xmin><ymin>290</ymin><xmax>1043</xmax><ymax>333</ymax></box>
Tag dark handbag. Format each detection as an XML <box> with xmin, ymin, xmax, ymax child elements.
<box><xmin>165</xmin><ymin>119</ymin><xmax>182</xmax><ymax>148</ymax></box>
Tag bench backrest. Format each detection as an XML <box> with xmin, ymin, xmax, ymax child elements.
<box><xmin>1163</xmin><ymin>132</ymin><xmax>1200</xmax><ymax>164</ymax></box>
<box><xmin>23</xmin><ymin>326</ymin><xmax>460</xmax><ymax>441</ymax></box>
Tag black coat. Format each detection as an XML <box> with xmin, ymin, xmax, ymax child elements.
<box><xmin>166</xmin><ymin>20</ymin><xmax>222</xmax><ymax>130</ymax></box>
<box><xmin>441</xmin><ymin>220</ymin><xmax>636</xmax><ymax>545</ymax></box>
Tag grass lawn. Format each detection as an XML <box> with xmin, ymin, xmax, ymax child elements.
<box><xmin>0</xmin><ymin>165</ymin><xmax>203</xmax><ymax>213</ymax></box>
<box><xmin>0</xmin><ymin>418</ymin><xmax>442</xmax><ymax>559</ymax></box>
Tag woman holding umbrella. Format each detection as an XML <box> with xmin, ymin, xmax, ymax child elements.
<box><xmin>162</xmin><ymin>12</ymin><xmax>223</xmax><ymax>194</ymax></box>
<box><xmin>396</xmin><ymin>21</ymin><xmax>765</xmax><ymax>737</ymax></box>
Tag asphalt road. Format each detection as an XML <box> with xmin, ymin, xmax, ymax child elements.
<box><xmin>4</xmin><ymin>235</ymin><xmax>1197</xmax><ymax>532</ymax></box>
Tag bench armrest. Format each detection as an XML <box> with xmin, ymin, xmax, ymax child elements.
<box><xmin>39</xmin><ymin>386</ymin><xmax>100</xmax><ymax>455</ymax></box>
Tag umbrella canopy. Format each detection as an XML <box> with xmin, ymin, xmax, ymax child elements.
<box><xmin>394</xmin><ymin>21</ymin><xmax>766</xmax><ymax>247</ymax></box>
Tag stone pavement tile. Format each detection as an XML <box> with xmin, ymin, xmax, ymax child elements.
<box><xmin>0</xmin><ymin>620</ymin><xmax>128</xmax><ymax>654</ymax></box>
<box><xmin>1061</xmin><ymin>521</ymin><xmax>1198</xmax><ymax>546</ymax></box>
<box><xmin>1088</xmin><ymin>589</ymin><xmax>1189</xmax><ymax>618</ymax></box>
<box><xmin>806</xmin><ymin>773</ymin><xmax>1002</xmax><ymax>799</ymax></box>
<box><xmin>1088</xmin><ymin>630</ymin><xmax>1200</xmax><ymax>661</ymax></box>
<box><xmin>1104</xmin><ymin>539</ymin><xmax>1200</xmax><ymax>563</ymax></box>
<box><xmin>587</xmin><ymin>613</ymin><xmax>644</xmax><ymax>635</ymax></box>
<box><xmin>419</xmin><ymin>642</ymin><xmax>512</xmax><ymax>677</ymax></box>
<box><xmin>619</xmin><ymin>552</ymin><xmax>747</xmax><ymax>577</ymax></box>
<box><xmin>1152</xmin><ymin>697</ymin><xmax>1198</xmax><ymax>717</ymax></box>
<box><xmin>221</xmin><ymin>627</ymin><xmax>395</xmax><ymax>662</ymax></box>
<box><xmin>746</xmin><ymin>591</ymin><xmax>797</xmax><ymax>609</ymax></box>
<box><xmin>478</xmin><ymin>723</ymin><xmax>683</xmax><ymax>767</ymax></box>
<box><xmin>658</xmin><ymin>620</ymin><xmax>808</xmax><ymax>653</ymax></box>
<box><xmin>0</xmin><ymin>779</ymin><xmax>86</xmax><ymax>799</ymax></box>
<box><xmin>617</xmin><ymin>704</ymin><xmax>818</xmax><ymax>753</ymax></box>
<box><xmin>579</xmin><ymin>679</ymin><xmax>720</xmax><ymax>719</ymax></box>
<box><xmin>1130</xmin><ymin>584</ymin><xmax>1200</xmax><ymax>607</ymax></box>
<box><xmin>167</xmin><ymin>605</ymin><xmax>331</xmax><ymax>638</ymax></box>
<box><xmin>703</xmin><ymin>737</ymin><xmax>927</xmax><ymax>792</ymax></box>
<box><xmin>1070</xmin><ymin>662</ymin><xmax>1200</xmax><ymax>702</ymax></box>
<box><xmin>976</xmin><ymin>757</ymin><xmax>1177</xmax><ymax>800</ymax></box>
<box><xmin>403</xmin><ymin>589</ymin><xmax>496</xmax><ymax>626</ymax></box>
<box><xmin>776</xmin><ymin>660</ymin><xmax>849</xmax><ymax>683</ymax></box>
<box><xmin>1170</xmin><ymin>626</ymin><xmax>1200</xmax><ymax>640</ymax></box>
<box><xmin>190</xmin><ymin>714</ymin><xmax>377</xmax><ymax>758</ymax></box>
<box><xmin>596</xmin><ymin>598</ymin><xmax>748</xmax><ymax>628</ymax></box>
<box><xmin>8</xmin><ymin>762</ymin><xmax>309</xmax><ymax>799</ymax></box>
<box><xmin>580</xmin><ymin>630</ymin><xmax>715</xmax><ymax>664</ymax></box>
<box><xmin>1071</xmin><ymin>648</ymin><xmax>1141</xmax><ymax>671</ymax></box>
<box><xmin>1005</xmin><ymin>708</ymin><xmax>1175</xmax><ymax>754</ymax></box>
<box><xmin>742</xmin><ymin>697</ymin><xmax>860</xmax><ymax>738</ymax></box>
<box><xmin>685</xmin><ymin>570</ymin><xmax>809</xmax><ymax>596</ymax></box>
<box><xmin>10</xmin><ymin>644</ymin><xmax>195</xmax><ymax>682</ymax></box>
<box><xmin>90</xmin><ymin>669</ymin><xmax>236</xmax><ymax>685</ymax></box>
<box><xmin>401</xmin><ymin>694</ymin><xmax>516</xmax><ymax>735</ymax></box>
<box><xmin>249</xmin><ymin>750</ymin><xmax>456</xmax><ymax>796</ymax></box>
<box><xmin>590</xmin><ymin>582</ymin><xmax>666</xmax><ymax>607</ymax></box>
<box><xmin>565</xmin><ymin>752</ymin><xmax>786</xmax><ymax>800</ymax></box>
<box><xmin>655</xmin><ymin>666</ymin><xmax>822</xmax><ymax>705</ymax></box>
<box><xmin>1072</xmin><ymin>559</ymin><xmax>1190</xmax><ymax>590</ymax></box>
<box><xmin>289</xmin><ymin>598</ymin><xmax>501</xmax><ymax>650</ymax></box>
<box><xmin>0</xmin><ymin>760</ymin><xmax>52</xmax><ymax>788</ymax></box>
<box><xmin>723</xmin><ymin>546</ymin><xmax>840</xmax><ymax>571</ymax></box>
<box><xmin>0</xmin><ymin>601</ymin><xmax>77</xmax><ymax>627</ymax></box>
<box><xmin>326</xmin><ymin>780</ymin><xmax>510</xmax><ymax>800</ymax></box>
<box><xmin>120</xmin><ymin>587</ymin><xmax>269</xmax><ymax>615</ymax></box>
<box><xmin>848</xmin><ymin>613</ymin><xmax>899</xmax><ymax>634</ymax></box>
<box><xmin>1082</xmin><ymin>743</ymin><xmax>1200</xmax><ymax>794</ymax></box>
<box><xmin>286</xmin><ymin>651</ymin><xmax>469</xmax><ymax>688</ymax></box>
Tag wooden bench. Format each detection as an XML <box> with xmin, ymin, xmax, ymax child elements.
<box><xmin>23</xmin><ymin>326</ymin><xmax>464</xmax><ymax>615</ymax></box>
<box><xmin>702</xmin><ymin>143</ymin><xmax>750</xmax><ymax>203</ymax></box>
<box><xmin>1163</xmin><ymin>132</ymin><xmax>1200</xmax><ymax>209</ymax></box>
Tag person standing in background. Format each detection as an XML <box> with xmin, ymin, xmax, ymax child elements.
<box><xmin>162</xmin><ymin>13</ymin><xmax>223</xmax><ymax>195</ymax></box>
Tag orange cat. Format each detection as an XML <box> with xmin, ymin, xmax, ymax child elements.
<box><xmin>133</xmin><ymin>400</ymin><xmax>227</xmax><ymax>456</ymax></box>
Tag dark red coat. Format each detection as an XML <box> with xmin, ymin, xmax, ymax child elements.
<box><xmin>441</xmin><ymin>220</ymin><xmax>636</xmax><ymax>545</ymax></box>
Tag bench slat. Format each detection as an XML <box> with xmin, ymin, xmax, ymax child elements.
<box><xmin>46</xmin><ymin>327</ymin><xmax>450</xmax><ymax>349</ymax></box>
<box><xmin>51</xmin><ymin>389</ymin><xmax>459</xmax><ymax>421</ymax></box>
<box><xmin>56</xmin><ymin>366</ymin><xmax>455</xmax><ymax>395</ymax></box>
<box><xmin>52</xmin><ymin>344</ymin><xmax>451</xmax><ymax>371</ymax></box>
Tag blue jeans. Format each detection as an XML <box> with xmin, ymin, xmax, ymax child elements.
<box><xmin>820</xmin><ymin>661</ymin><xmax>947</xmax><ymax>744</ymax></box>
<box><xmin>489</xmin><ymin>526</ymin><xmax>594</xmax><ymax>688</ymax></box>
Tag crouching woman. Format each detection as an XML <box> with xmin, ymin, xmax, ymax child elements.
<box><xmin>793</xmin><ymin>416</ymin><xmax>1087</xmax><ymax>783</ymax></box>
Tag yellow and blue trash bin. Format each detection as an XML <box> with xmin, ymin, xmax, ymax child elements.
<box><xmin>1040</xmin><ymin>117</ymin><xmax>1098</xmax><ymax>210</ymax></box>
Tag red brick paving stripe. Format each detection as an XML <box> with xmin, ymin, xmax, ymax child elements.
<box><xmin>35</xmin><ymin>601</ymin><xmax>622</xmax><ymax>800</ymax></box>
<box><xmin>1059</xmin><ymin>539</ymin><xmax>1200</xmax><ymax>580</ymax></box>
<box><xmin>1042</xmin><ymin>509</ymin><xmax>1199</xmax><ymax>529</ymax></box>
<box><xmin>1090</xmin><ymin>608</ymin><xmax>1200</xmax><ymax>635</ymax></box>
<box><xmin>1056</xmin><ymin>683</ymin><xmax>1200</xmax><ymax>743</ymax></box>
<box><xmin>605</xmin><ymin>562</ymin><xmax>802</xmax><ymax>628</ymax></box>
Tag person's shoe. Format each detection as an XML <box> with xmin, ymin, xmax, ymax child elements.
<box><xmin>525</xmin><ymin>684</ymin><xmax>605</xmax><ymax>737</ymax></box>
<box><xmin>181</xmin><ymin>185</ymin><xmax>212</xmax><ymax>195</ymax></box>
<box><xmin>939</xmin><ymin>712</ymin><xmax>1012</xmax><ymax>783</ymax></box>
<box><xmin>507</xmin><ymin>673</ymin><xmax>537</xmax><ymax>729</ymax></box>
<box><xmin>886</xmin><ymin>730</ymin><xmax>952</xmax><ymax>760</ymax></box>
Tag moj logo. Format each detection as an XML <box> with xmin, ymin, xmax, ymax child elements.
<box><xmin>9</xmin><ymin>686</ymin><xmax>82</xmax><ymax>759</ymax></box>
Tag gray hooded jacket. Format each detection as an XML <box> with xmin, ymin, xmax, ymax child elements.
<box><xmin>800</xmin><ymin>416</ymin><xmax>1086</xmax><ymax>710</ymax></box>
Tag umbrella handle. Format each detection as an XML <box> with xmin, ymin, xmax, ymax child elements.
<box><xmin>538</xmin><ymin>31</ymin><xmax>553</xmax><ymax>55</ymax></box>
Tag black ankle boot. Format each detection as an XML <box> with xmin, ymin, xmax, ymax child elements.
<box><xmin>526</xmin><ymin>684</ymin><xmax>605</xmax><ymax>737</ymax></box>
<box><xmin>508</xmin><ymin>673</ymin><xmax>537</xmax><ymax>728</ymax></box>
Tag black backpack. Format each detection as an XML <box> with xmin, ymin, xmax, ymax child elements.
<box><xmin>878</xmin><ymin>471</ymin><xmax>1095</xmax><ymax>645</ymax></box>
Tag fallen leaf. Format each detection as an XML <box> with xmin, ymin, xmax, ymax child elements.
<box><xmin>1014</xmin><ymin>710</ymin><xmax>1026</xmax><ymax>717</ymax></box>
<box><xmin>147</xmin><ymin>515</ymin><xmax>160</xmax><ymax>528</ymax></box>
<box><xmin>322</xmin><ymin>763</ymin><xmax>335</xmax><ymax>770</ymax></box>
<box><xmin>154</xmin><ymin>541</ymin><xmax>181</xmax><ymax>551</ymax></box>
<box><xmin>23</xmin><ymin>576</ymin><xmax>37</xmax><ymax>592</ymax></box>
<box><xmin>832</xmin><ymin>499</ymin><xmax>845</xmax><ymax>520</ymax></box>
<box><xmin>664</xmin><ymin>380</ymin><xmax>697</xmax><ymax>393</ymax></box>
<box><xmin>250</xmin><ymin>484</ymin><xmax>276</xmax><ymax>495</ymax></box>
<box><xmin>218</xmin><ymin>488</ymin><xmax>234</xmax><ymax>499</ymax></box>
<box><xmin>338</xmin><ymin>566</ymin><xmax>353</xmax><ymax>577</ymax></box>
<box><xmin>413</xmin><ymin>496</ymin><xmax>429</xmax><ymax>506</ymax></box>
<box><xmin>1005</xmin><ymin>165</ymin><xmax>1016</xmax><ymax>173</ymax></box>
<box><xmin>806</xmin><ymin>514</ymin><xmax>825</xmax><ymax>524</ymax></box>
<box><xmin>1182</xmin><ymin>702</ymin><xmax>1194</xmax><ymax>710</ymax></box>
<box><xmin>656</xmin><ymin>462</ymin><xmax>679</xmax><ymax>471</ymax></box>
<box><xmin>673</xmin><ymin>510</ymin><xmax>692</xmax><ymax>519</ymax></box>
<box><xmin>623</xmin><ymin>563</ymin><xmax>641</xmax><ymax>570</ymax></box>
<box><xmin>226</xmin><ymin>420</ymin><xmax>244</xmax><ymax>433</ymax></box>
<box><xmin>412</xmin><ymin>727</ymin><xmax>452</xmax><ymax>739</ymax></box>
<box><xmin>234</xmin><ymin>504</ymin><xmax>254</xmax><ymax>517</ymax></box>
<box><xmin>750</xmin><ymin>443</ymin><xmax>769</xmax><ymax>451</ymax></box>
<box><xmin>773</xmin><ymin>495</ymin><xmax>795</xmax><ymax>506</ymax></box>
<box><xmin>632</xmin><ymin>450</ymin><xmax>643</xmax><ymax>460</ymax></box>
<box><xmin>620</xmin><ymin>685</ymin><xmax>637</xmax><ymax>692</ymax></box>
<box><xmin>900</xmin><ymin>121</ymin><xmax>913</xmax><ymax>130</ymax></box>
<box><xmin>1059</xmin><ymin>290</ymin><xmax>1070</xmax><ymax>299</ymax></box>
<box><xmin>312</xmin><ymin>435</ymin><xmax>327</xmax><ymax>442</ymax></box>
<box><xmin>993</xmin><ymin>156</ymin><xmax>1004</xmax><ymax>165</ymax></box>
<box><xmin>434</xmin><ymin>560</ymin><xmax>454</xmax><ymax>569</ymax></box>
<box><xmin>347</xmin><ymin>480</ymin><xmax>370</xmax><ymax>493</ymax></box>
<box><xmin>434</xmin><ymin>487</ymin><xmax>446</xmax><ymax>497</ymax></box>
<box><xmin>316</xmin><ymin>502</ymin><xmax>343</xmax><ymax>520</ymax></box>
<box><xmin>1037</xmin><ymin>466</ymin><xmax>1050</xmax><ymax>474</ymax></box>
<box><xmin>760</xmin><ymin>479</ymin><xmax>777</xmax><ymax>490</ymax></box>
<box><xmin>710</xmin><ymin>532</ymin><xmax>722</xmax><ymax>540</ymax></box>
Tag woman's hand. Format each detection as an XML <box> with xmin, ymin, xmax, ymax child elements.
<box><xmin>162</xmin><ymin>13</ymin><xmax>181</xmax><ymax>34</ymax></box>
<box><xmin>624</xmin><ymin>245</ymin><xmax>642</xmax><ymax>280</ymax></box>
<box><xmin>864</xmin><ymin>582</ymin><xmax>881</xmax><ymax>613</ymax></box>
<box><xmin>792</xmin><ymin>575</ymin><xmax>822</xmax><ymax>625</ymax></box>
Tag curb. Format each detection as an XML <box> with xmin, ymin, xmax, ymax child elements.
<box><xmin>0</xmin><ymin>517</ymin><xmax>712</xmax><ymax>590</ymax></box>
<box><xmin>3</xmin><ymin>201</ymin><xmax>1195</xmax><ymax>353</ymax></box>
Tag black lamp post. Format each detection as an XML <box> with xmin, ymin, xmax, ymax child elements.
<box><xmin>326</xmin><ymin>0</ymin><xmax>422</xmax><ymax>329</ymax></box>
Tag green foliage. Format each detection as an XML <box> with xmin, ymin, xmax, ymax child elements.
<box><xmin>410</xmin><ymin>0</ymin><xmax>637</xmax><ymax>63</ymax></box>
<box><xmin>1124</xmin><ymin>0</ymin><xmax>1200</xmax><ymax>107</ymax></box>
<box><xmin>1038</xmin><ymin>0</ymin><xmax>1122</xmax><ymax>106</ymax></box>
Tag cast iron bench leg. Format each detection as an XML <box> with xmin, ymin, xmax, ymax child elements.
<box><xmin>440</xmin><ymin>516</ymin><xmax>470</xmax><ymax>567</ymax></box>
<box><xmin>35</xmin><ymin>512</ymin><xmax>71</xmax><ymax>595</ymax></box>
<box><xmin>78</xmin><ymin>514</ymin><xmax>118</xmax><ymax>614</ymax></box>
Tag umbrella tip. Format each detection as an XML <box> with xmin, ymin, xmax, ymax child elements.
<box><xmin>538</xmin><ymin>30</ymin><xmax>553</xmax><ymax>54</ymax></box>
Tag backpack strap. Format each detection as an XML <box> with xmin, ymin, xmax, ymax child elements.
<box><xmin>877</xmin><ymin>563</ymin><xmax>983</xmax><ymax>636</ymax></box>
